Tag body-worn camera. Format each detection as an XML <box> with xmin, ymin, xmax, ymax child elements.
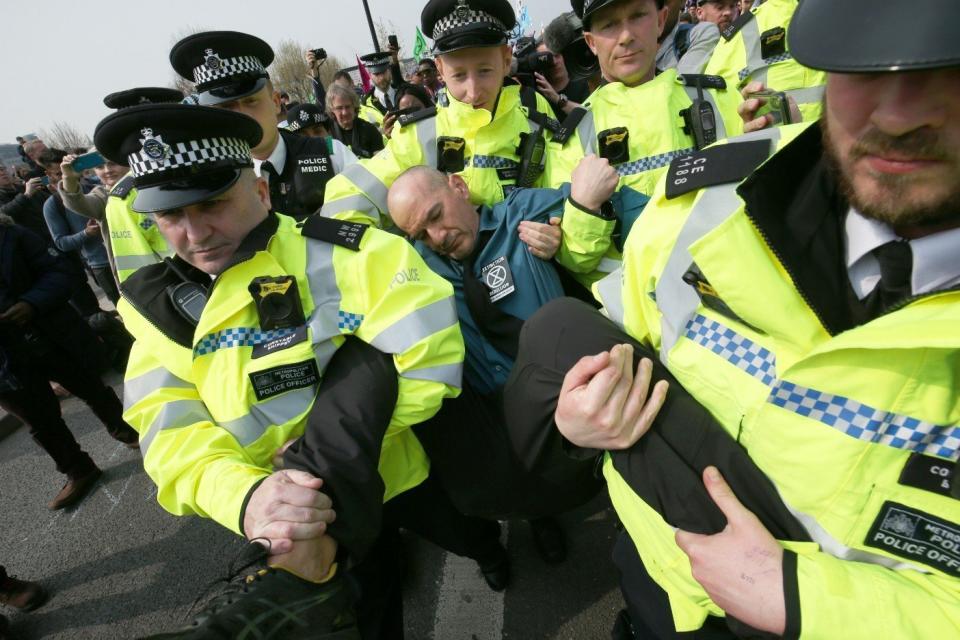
<box><xmin>310</xmin><ymin>48</ymin><xmax>327</xmax><ymax>61</ymax></box>
<box><xmin>249</xmin><ymin>276</ymin><xmax>305</xmax><ymax>330</ymax></box>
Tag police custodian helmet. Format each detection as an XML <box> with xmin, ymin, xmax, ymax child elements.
<box><xmin>170</xmin><ymin>31</ymin><xmax>274</xmax><ymax>106</ymax></box>
<box><xmin>93</xmin><ymin>104</ymin><xmax>262</xmax><ymax>214</ymax></box>
<box><xmin>421</xmin><ymin>0</ymin><xmax>516</xmax><ymax>53</ymax></box>
<box><xmin>789</xmin><ymin>0</ymin><xmax>960</xmax><ymax>73</ymax></box>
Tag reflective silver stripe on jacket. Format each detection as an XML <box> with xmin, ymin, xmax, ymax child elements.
<box><xmin>785</xmin><ymin>85</ymin><xmax>825</xmax><ymax>106</ymax></box>
<box><xmin>114</xmin><ymin>254</ymin><xmax>162</xmax><ymax>271</ymax></box>
<box><xmin>596</xmin><ymin>268</ymin><xmax>625</xmax><ymax>328</ymax></box>
<box><xmin>123</xmin><ymin>367</ymin><xmax>193</xmax><ymax>413</ymax></box>
<box><xmin>337</xmin><ymin>163</ymin><xmax>389</xmax><ymax>215</ymax></box>
<box><xmin>319</xmin><ymin>194</ymin><xmax>378</xmax><ymax>220</ymax></box>
<box><xmin>597</xmin><ymin>257</ymin><xmax>621</xmax><ymax>273</ymax></box>
<box><xmin>401</xmin><ymin>361</ymin><xmax>462</xmax><ymax>388</ymax></box>
<box><xmin>140</xmin><ymin>399</ymin><xmax>214</xmax><ymax>455</ymax></box>
<box><xmin>368</xmin><ymin>297</ymin><xmax>459</xmax><ymax>355</ymax></box>
<box><xmin>219</xmin><ymin>387</ymin><xmax>318</xmax><ymax>448</ymax></box>
<box><xmin>415</xmin><ymin>116</ymin><xmax>438</xmax><ymax>170</ymax></box>
<box><xmin>737</xmin><ymin>16</ymin><xmax>769</xmax><ymax>87</ymax></box>
<box><xmin>654</xmin><ymin>127</ymin><xmax>781</xmax><ymax>363</ymax></box>
<box><xmin>576</xmin><ymin>110</ymin><xmax>597</xmax><ymax>155</ymax></box>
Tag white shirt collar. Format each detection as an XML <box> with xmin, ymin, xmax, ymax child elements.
<box><xmin>374</xmin><ymin>86</ymin><xmax>394</xmax><ymax>107</ymax></box>
<box><xmin>846</xmin><ymin>208</ymin><xmax>960</xmax><ymax>297</ymax></box>
<box><xmin>252</xmin><ymin>131</ymin><xmax>287</xmax><ymax>178</ymax></box>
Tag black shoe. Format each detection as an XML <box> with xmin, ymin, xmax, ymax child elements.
<box><xmin>477</xmin><ymin>544</ymin><xmax>510</xmax><ymax>592</ymax></box>
<box><xmin>611</xmin><ymin>608</ymin><xmax>636</xmax><ymax>640</ymax></box>
<box><xmin>0</xmin><ymin>573</ymin><xmax>48</xmax><ymax>611</ymax></box>
<box><xmin>141</xmin><ymin>544</ymin><xmax>360</xmax><ymax>639</ymax></box>
<box><xmin>0</xmin><ymin>613</ymin><xmax>10</xmax><ymax>640</ymax></box>
<box><xmin>529</xmin><ymin>517</ymin><xmax>566</xmax><ymax>564</ymax></box>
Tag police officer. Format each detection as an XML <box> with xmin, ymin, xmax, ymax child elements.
<box><xmin>96</xmin><ymin>103</ymin><xmax>503</xmax><ymax>638</ymax></box>
<box><xmin>549</xmin><ymin>0</ymin><xmax>734</xmax><ymax>287</ymax></box>
<box><xmin>387</xmin><ymin>155</ymin><xmax>622</xmax><ymax>562</ymax></box>
<box><xmin>283</xmin><ymin>103</ymin><xmax>359</xmax><ymax>174</ymax></box>
<box><xmin>170</xmin><ymin>31</ymin><xmax>342</xmax><ymax>219</ymax></box>
<box><xmin>320</xmin><ymin>0</ymin><xmax>563</xmax><ymax>235</ymax></box>
<box><xmin>513</xmin><ymin>0</ymin><xmax>960</xmax><ymax>637</ymax></box>
<box><xmin>702</xmin><ymin>0</ymin><xmax>826</xmax><ymax>135</ymax></box>
<box><xmin>357</xmin><ymin>52</ymin><xmax>398</xmax><ymax>129</ymax></box>
<box><xmin>99</xmin><ymin>87</ymin><xmax>183</xmax><ymax>282</ymax></box>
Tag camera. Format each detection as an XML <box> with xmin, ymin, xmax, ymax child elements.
<box><xmin>543</xmin><ymin>12</ymin><xmax>599</xmax><ymax>82</ymax></box>
<box><xmin>512</xmin><ymin>37</ymin><xmax>554</xmax><ymax>87</ymax></box>
<box><xmin>310</xmin><ymin>48</ymin><xmax>327</xmax><ymax>61</ymax></box>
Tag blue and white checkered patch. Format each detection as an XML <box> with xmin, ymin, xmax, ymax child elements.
<box><xmin>616</xmin><ymin>148</ymin><xmax>695</xmax><ymax>178</ymax></box>
<box><xmin>683</xmin><ymin>314</ymin><xmax>777</xmax><ymax>386</ymax></box>
<box><xmin>739</xmin><ymin>52</ymin><xmax>794</xmax><ymax>82</ymax></box>
<box><xmin>768</xmin><ymin>380</ymin><xmax>960</xmax><ymax>461</ymax></box>
<box><xmin>470</xmin><ymin>155</ymin><xmax>517</xmax><ymax>170</ymax></box>
<box><xmin>193</xmin><ymin>327</ymin><xmax>297</xmax><ymax>357</ymax></box>
<box><xmin>138</xmin><ymin>216</ymin><xmax>155</xmax><ymax>230</ymax></box>
<box><xmin>337</xmin><ymin>310</ymin><xmax>364</xmax><ymax>332</ymax></box>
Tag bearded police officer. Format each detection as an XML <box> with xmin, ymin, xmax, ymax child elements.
<box><xmin>171</xmin><ymin>31</ymin><xmax>346</xmax><ymax>219</ymax></box>
<box><xmin>95</xmin><ymin>103</ymin><xmax>493</xmax><ymax>638</ymax></box>
<box><xmin>511</xmin><ymin>0</ymin><xmax>960</xmax><ymax>637</ymax></box>
<box><xmin>98</xmin><ymin>87</ymin><xmax>184</xmax><ymax>282</ymax></box>
<box><xmin>320</xmin><ymin>0</ymin><xmax>563</xmax><ymax>241</ymax></box>
<box><xmin>547</xmin><ymin>0</ymin><xmax>735</xmax><ymax>287</ymax></box>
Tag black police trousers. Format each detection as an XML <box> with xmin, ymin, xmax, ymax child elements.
<box><xmin>503</xmin><ymin>298</ymin><xmax>811</xmax><ymax>639</ymax></box>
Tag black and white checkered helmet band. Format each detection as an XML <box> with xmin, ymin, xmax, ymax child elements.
<box><xmin>193</xmin><ymin>55</ymin><xmax>265</xmax><ymax>86</ymax></box>
<box><xmin>128</xmin><ymin>136</ymin><xmax>251</xmax><ymax>178</ymax></box>
<box><xmin>286</xmin><ymin>112</ymin><xmax>326</xmax><ymax>132</ymax></box>
<box><xmin>433</xmin><ymin>8</ymin><xmax>507</xmax><ymax>40</ymax></box>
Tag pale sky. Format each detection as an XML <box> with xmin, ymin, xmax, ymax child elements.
<box><xmin>1</xmin><ymin>0</ymin><xmax>566</xmax><ymax>144</ymax></box>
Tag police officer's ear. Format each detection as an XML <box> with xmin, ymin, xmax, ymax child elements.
<box><xmin>250</xmin><ymin>170</ymin><xmax>271</xmax><ymax>210</ymax></box>
<box><xmin>497</xmin><ymin>44</ymin><xmax>513</xmax><ymax>74</ymax></box>
<box><xmin>266</xmin><ymin>80</ymin><xmax>282</xmax><ymax>119</ymax></box>
<box><xmin>447</xmin><ymin>173</ymin><xmax>469</xmax><ymax>200</ymax></box>
<box><xmin>657</xmin><ymin>2</ymin><xmax>670</xmax><ymax>39</ymax></box>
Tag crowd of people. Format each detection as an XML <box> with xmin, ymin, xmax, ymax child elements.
<box><xmin>1</xmin><ymin>0</ymin><xmax>957</xmax><ymax>638</ymax></box>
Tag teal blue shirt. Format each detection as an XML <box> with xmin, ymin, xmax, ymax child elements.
<box><xmin>416</xmin><ymin>186</ymin><xmax>570</xmax><ymax>394</ymax></box>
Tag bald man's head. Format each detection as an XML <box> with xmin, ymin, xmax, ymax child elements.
<box><xmin>388</xmin><ymin>166</ymin><xmax>480</xmax><ymax>259</ymax></box>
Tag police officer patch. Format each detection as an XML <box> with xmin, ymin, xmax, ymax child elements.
<box><xmin>455</xmin><ymin>0</ymin><xmax>470</xmax><ymax>19</ymax></box>
<box><xmin>865</xmin><ymin>501</ymin><xmax>960</xmax><ymax>578</ymax></box>
<box><xmin>204</xmin><ymin>48</ymin><xmax>222</xmax><ymax>70</ymax></box>
<box><xmin>139</xmin><ymin>128</ymin><xmax>171</xmax><ymax>161</ymax></box>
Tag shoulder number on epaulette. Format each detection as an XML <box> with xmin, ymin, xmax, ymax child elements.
<box><xmin>721</xmin><ymin>10</ymin><xmax>754</xmax><ymax>41</ymax></box>
<box><xmin>300</xmin><ymin>215</ymin><xmax>368</xmax><ymax>251</ymax></box>
<box><xmin>110</xmin><ymin>175</ymin><xmax>134</xmax><ymax>198</ymax></box>
<box><xmin>398</xmin><ymin>106</ymin><xmax>437</xmax><ymax>128</ymax></box>
<box><xmin>664</xmin><ymin>139</ymin><xmax>772</xmax><ymax>199</ymax></box>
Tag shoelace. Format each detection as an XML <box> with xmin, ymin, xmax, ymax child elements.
<box><xmin>182</xmin><ymin>539</ymin><xmax>273</xmax><ymax>625</ymax></box>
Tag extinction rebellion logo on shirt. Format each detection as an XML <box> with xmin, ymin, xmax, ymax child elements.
<box><xmin>865</xmin><ymin>501</ymin><xmax>960</xmax><ymax>578</ymax></box>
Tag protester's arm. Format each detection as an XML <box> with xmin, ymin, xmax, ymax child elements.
<box><xmin>58</xmin><ymin>154</ymin><xmax>108</xmax><ymax>220</ymax></box>
<box><xmin>676</xmin><ymin>22</ymin><xmax>721</xmax><ymax>75</ymax></box>
<box><xmin>42</xmin><ymin>196</ymin><xmax>88</xmax><ymax>254</ymax></box>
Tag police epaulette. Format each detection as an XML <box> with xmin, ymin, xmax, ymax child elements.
<box><xmin>299</xmin><ymin>215</ymin><xmax>368</xmax><ymax>251</ymax></box>
<box><xmin>721</xmin><ymin>10</ymin><xmax>754</xmax><ymax>41</ymax></box>
<box><xmin>110</xmin><ymin>175</ymin><xmax>134</xmax><ymax>198</ymax></box>
<box><xmin>664</xmin><ymin>138</ymin><xmax>772</xmax><ymax>199</ymax></box>
<box><xmin>676</xmin><ymin>74</ymin><xmax>727</xmax><ymax>91</ymax></box>
<box><xmin>398</xmin><ymin>106</ymin><xmax>437</xmax><ymax>128</ymax></box>
<box><xmin>552</xmin><ymin>107</ymin><xmax>587</xmax><ymax>145</ymax></box>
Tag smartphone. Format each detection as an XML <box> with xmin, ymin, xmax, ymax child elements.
<box><xmin>72</xmin><ymin>151</ymin><xmax>106</xmax><ymax>172</ymax></box>
<box><xmin>750</xmin><ymin>89</ymin><xmax>792</xmax><ymax>125</ymax></box>
<box><xmin>39</xmin><ymin>176</ymin><xmax>50</xmax><ymax>185</ymax></box>
<box><xmin>388</xmin><ymin>34</ymin><xmax>399</xmax><ymax>49</ymax></box>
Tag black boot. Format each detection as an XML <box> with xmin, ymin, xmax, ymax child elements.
<box><xmin>141</xmin><ymin>543</ymin><xmax>360</xmax><ymax>640</ymax></box>
<box><xmin>529</xmin><ymin>517</ymin><xmax>566</xmax><ymax>564</ymax></box>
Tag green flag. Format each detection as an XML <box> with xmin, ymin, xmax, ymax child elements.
<box><xmin>413</xmin><ymin>26</ymin><xmax>428</xmax><ymax>62</ymax></box>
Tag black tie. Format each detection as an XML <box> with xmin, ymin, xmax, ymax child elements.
<box><xmin>383</xmin><ymin>91</ymin><xmax>394</xmax><ymax>111</ymax></box>
<box><xmin>260</xmin><ymin>161</ymin><xmax>278</xmax><ymax>183</ymax></box>
<box><xmin>862</xmin><ymin>239</ymin><xmax>913</xmax><ymax>316</ymax></box>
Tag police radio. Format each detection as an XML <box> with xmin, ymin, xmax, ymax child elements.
<box><xmin>163</xmin><ymin>257</ymin><xmax>208</xmax><ymax>326</ymax></box>
<box><xmin>248</xmin><ymin>276</ymin><xmax>306</xmax><ymax>330</ymax></box>
<box><xmin>680</xmin><ymin>78</ymin><xmax>718</xmax><ymax>150</ymax></box>
<box><xmin>516</xmin><ymin>125</ymin><xmax>546</xmax><ymax>188</ymax></box>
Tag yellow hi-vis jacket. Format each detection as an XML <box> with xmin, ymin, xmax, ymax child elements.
<box><xmin>105</xmin><ymin>175</ymin><xmax>171</xmax><ymax>282</ymax></box>
<box><xmin>320</xmin><ymin>83</ymin><xmax>557</xmax><ymax>228</ymax></box>
<box><xmin>546</xmin><ymin>69</ymin><xmax>733</xmax><ymax>287</ymax></box>
<box><xmin>597</xmin><ymin>123</ymin><xmax>960</xmax><ymax>637</ymax></box>
<box><xmin>704</xmin><ymin>0</ymin><xmax>826</xmax><ymax>137</ymax></box>
<box><xmin>119</xmin><ymin>213</ymin><xmax>464</xmax><ymax>536</ymax></box>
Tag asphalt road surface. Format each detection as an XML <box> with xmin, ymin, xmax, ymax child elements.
<box><xmin>0</xmin><ymin>373</ymin><xmax>626</xmax><ymax>639</ymax></box>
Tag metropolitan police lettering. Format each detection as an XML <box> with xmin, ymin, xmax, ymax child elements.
<box><xmin>865</xmin><ymin>501</ymin><xmax>960</xmax><ymax>578</ymax></box>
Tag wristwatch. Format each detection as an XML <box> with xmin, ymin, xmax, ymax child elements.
<box><xmin>556</xmin><ymin>93</ymin><xmax>568</xmax><ymax>109</ymax></box>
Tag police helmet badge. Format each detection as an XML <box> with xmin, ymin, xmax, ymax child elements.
<box><xmin>204</xmin><ymin>48</ymin><xmax>223</xmax><ymax>71</ymax></box>
<box><xmin>455</xmin><ymin>0</ymin><xmax>470</xmax><ymax>20</ymax></box>
<box><xmin>139</xmin><ymin>128</ymin><xmax>171</xmax><ymax>161</ymax></box>
<box><xmin>299</xmin><ymin>111</ymin><xmax>310</xmax><ymax>122</ymax></box>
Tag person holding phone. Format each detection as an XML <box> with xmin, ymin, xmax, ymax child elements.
<box><xmin>58</xmin><ymin>147</ymin><xmax>130</xmax><ymax>295</ymax></box>
<box><xmin>381</xmin><ymin>82</ymin><xmax>434</xmax><ymax>139</ymax></box>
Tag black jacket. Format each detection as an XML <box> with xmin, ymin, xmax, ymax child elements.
<box><xmin>267</xmin><ymin>130</ymin><xmax>338</xmax><ymax>219</ymax></box>
<box><xmin>0</xmin><ymin>187</ymin><xmax>51</xmax><ymax>242</ymax></box>
<box><xmin>0</xmin><ymin>219</ymin><xmax>106</xmax><ymax>382</ymax></box>
<box><xmin>331</xmin><ymin>118</ymin><xmax>384</xmax><ymax>160</ymax></box>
